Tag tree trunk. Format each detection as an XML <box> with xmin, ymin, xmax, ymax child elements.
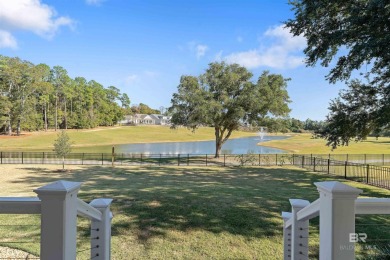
<box><xmin>214</xmin><ymin>127</ymin><xmax>222</xmax><ymax>158</ymax></box>
<box><xmin>55</xmin><ymin>94</ymin><xmax>58</xmax><ymax>131</ymax></box>
<box><xmin>16</xmin><ymin>119</ymin><xmax>21</xmax><ymax>136</ymax></box>
<box><xmin>64</xmin><ymin>98</ymin><xmax>67</xmax><ymax>130</ymax></box>
<box><xmin>44</xmin><ymin>102</ymin><xmax>48</xmax><ymax>131</ymax></box>
<box><xmin>7</xmin><ymin>118</ymin><xmax>12</xmax><ymax>136</ymax></box>
<box><xmin>215</xmin><ymin>140</ymin><xmax>222</xmax><ymax>158</ymax></box>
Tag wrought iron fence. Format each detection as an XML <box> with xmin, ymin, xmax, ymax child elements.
<box><xmin>292</xmin><ymin>155</ymin><xmax>390</xmax><ymax>189</ymax></box>
<box><xmin>0</xmin><ymin>151</ymin><xmax>288</xmax><ymax>167</ymax></box>
<box><xmin>0</xmin><ymin>151</ymin><xmax>389</xmax><ymax>167</ymax></box>
<box><xmin>0</xmin><ymin>151</ymin><xmax>389</xmax><ymax>189</ymax></box>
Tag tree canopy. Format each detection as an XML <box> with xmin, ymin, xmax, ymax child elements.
<box><xmin>0</xmin><ymin>55</ymin><xmax>153</xmax><ymax>135</ymax></box>
<box><xmin>169</xmin><ymin>62</ymin><xmax>291</xmax><ymax>157</ymax></box>
<box><xmin>286</xmin><ymin>0</ymin><xmax>390</xmax><ymax>147</ymax></box>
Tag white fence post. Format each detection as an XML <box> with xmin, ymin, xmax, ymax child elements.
<box><xmin>290</xmin><ymin>199</ymin><xmax>310</xmax><ymax>260</ymax></box>
<box><xmin>90</xmin><ymin>198</ymin><xmax>113</xmax><ymax>260</ymax></box>
<box><xmin>34</xmin><ymin>180</ymin><xmax>81</xmax><ymax>260</ymax></box>
<box><xmin>281</xmin><ymin>212</ymin><xmax>292</xmax><ymax>260</ymax></box>
<box><xmin>315</xmin><ymin>181</ymin><xmax>362</xmax><ymax>260</ymax></box>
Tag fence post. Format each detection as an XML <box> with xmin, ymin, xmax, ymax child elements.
<box><xmin>289</xmin><ymin>199</ymin><xmax>310</xmax><ymax>260</ymax></box>
<box><xmin>259</xmin><ymin>154</ymin><xmax>261</xmax><ymax>166</ymax></box>
<box><xmin>313</xmin><ymin>157</ymin><xmax>316</xmax><ymax>172</ymax></box>
<box><xmin>178</xmin><ymin>154</ymin><xmax>180</xmax><ymax>166</ymax></box>
<box><xmin>281</xmin><ymin>212</ymin><xmax>292</xmax><ymax>260</ymax></box>
<box><xmin>276</xmin><ymin>154</ymin><xmax>278</xmax><ymax>166</ymax></box>
<box><xmin>90</xmin><ymin>198</ymin><xmax>113</xmax><ymax>260</ymax></box>
<box><xmin>292</xmin><ymin>154</ymin><xmax>295</xmax><ymax>166</ymax></box>
<box><xmin>140</xmin><ymin>154</ymin><xmax>143</xmax><ymax>165</ymax></box>
<box><xmin>187</xmin><ymin>154</ymin><xmax>190</xmax><ymax>166</ymax></box>
<box><xmin>42</xmin><ymin>152</ymin><xmax>45</xmax><ymax>164</ymax></box>
<box><xmin>82</xmin><ymin>153</ymin><xmax>84</xmax><ymax>165</ymax></box>
<box><xmin>206</xmin><ymin>154</ymin><xmax>208</xmax><ymax>166</ymax></box>
<box><xmin>223</xmin><ymin>154</ymin><xmax>225</xmax><ymax>167</ymax></box>
<box><xmin>366</xmin><ymin>164</ymin><xmax>369</xmax><ymax>183</ymax></box>
<box><xmin>344</xmin><ymin>161</ymin><xmax>348</xmax><ymax>179</ymax></box>
<box><xmin>34</xmin><ymin>180</ymin><xmax>81</xmax><ymax>260</ymax></box>
<box><xmin>383</xmin><ymin>154</ymin><xmax>385</xmax><ymax>166</ymax></box>
<box><xmin>327</xmin><ymin>159</ymin><xmax>330</xmax><ymax>174</ymax></box>
<box><xmin>111</xmin><ymin>146</ymin><xmax>115</xmax><ymax>167</ymax></box>
<box><xmin>22</xmin><ymin>152</ymin><xmax>23</xmax><ymax>164</ymax></box>
<box><xmin>101</xmin><ymin>153</ymin><xmax>104</xmax><ymax>165</ymax></box>
<box><xmin>159</xmin><ymin>154</ymin><xmax>161</xmax><ymax>166</ymax></box>
<box><xmin>315</xmin><ymin>181</ymin><xmax>362</xmax><ymax>260</ymax></box>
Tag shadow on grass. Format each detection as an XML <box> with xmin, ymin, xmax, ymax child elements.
<box><xmin>11</xmin><ymin>165</ymin><xmax>390</xmax><ymax>245</ymax></box>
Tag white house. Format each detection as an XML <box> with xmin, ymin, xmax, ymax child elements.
<box><xmin>119</xmin><ymin>114</ymin><xmax>171</xmax><ymax>125</ymax></box>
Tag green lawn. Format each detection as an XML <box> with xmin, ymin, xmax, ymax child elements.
<box><xmin>0</xmin><ymin>165</ymin><xmax>388</xmax><ymax>259</ymax></box>
<box><xmin>262</xmin><ymin>133</ymin><xmax>390</xmax><ymax>154</ymax></box>
<box><xmin>0</xmin><ymin>126</ymin><xmax>256</xmax><ymax>152</ymax></box>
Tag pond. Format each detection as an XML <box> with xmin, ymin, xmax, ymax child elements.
<box><xmin>112</xmin><ymin>135</ymin><xmax>289</xmax><ymax>154</ymax></box>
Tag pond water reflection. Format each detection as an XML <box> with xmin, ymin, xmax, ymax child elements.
<box><xmin>113</xmin><ymin>135</ymin><xmax>289</xmax><ymax>154</ymax></box>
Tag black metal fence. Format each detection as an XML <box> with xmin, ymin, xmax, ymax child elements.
<box><xmin>0</xmin><ymin>151</ymin><xmax>389</xmax><ymax>189</ymax></box>
<box><xmin>0</xmin><ymin>151</ymin><xmax>290</xmax><ymax>167</ymax></box>
<box><xmin>0</xmin><ymin>151</ymin><xmax>390</xmax><ymax>166</ymax></box>
<box><xmin>292</xmin><ymin>155</ymin><xmax>390</xmax><ymax>190</ymax></box>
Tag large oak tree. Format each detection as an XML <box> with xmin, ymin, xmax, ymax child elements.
<box><xmin>169</xmin><ymin>62</ymin><xmax>290</xmax><ymax>157</ymax></box>
<box><xmin>286</xmin><ymin>0</ymin><xmax>390</xmax><ymax>147</ymax></box>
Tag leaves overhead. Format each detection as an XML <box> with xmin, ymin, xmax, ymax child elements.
<box><xmin>286</xmin><ymin>0</ymin><xmax>390</xmax><ymax>147</ymax></box>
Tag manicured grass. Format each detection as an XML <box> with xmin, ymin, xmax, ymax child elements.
<box><xmin>0</xmin><ymin>126</ymin><xmax>256</xmax><ymax>152</ymax></box>
<box><xmin>262</xmin><ymin>133</ymin><xmax>390</xmax><ymax>154</ymax></box>
<box><xmin>0</xmin><ymin>165</ymin><xmax>388</xmax><ymax>259</ymax></box>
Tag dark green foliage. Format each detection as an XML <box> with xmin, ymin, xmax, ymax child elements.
<box><xmin>169</xmin><ymin>62</ymin><xmax>291</xmax><ymax>157</ymax></box>
<box><xmin>131</xmin><ymin>103</ymin><xmax>160</xmax><ymax>115</ymax></box>
<box><xmin>0</xmin><ymin>55</ymin><xmax>131</xmax><ymax>134</ymax></box>
<box><xmin>286</xmin><ymin>0</ymin><xmax>390</xmax><ymax>85</ymax></box>
<box><xmin>318</xmin><ymin>80</ymin><xmax>385</xmax><ymax>148</ymax></box>
<box><xmin>286</xmin><ymin>0</ymin><xmax>390</xmax><ymax>147</ymax></box>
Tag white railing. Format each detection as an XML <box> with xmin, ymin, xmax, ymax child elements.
<box><xmin>282</xmin><ymin>181</ymin><xmax>390</xmax><ymax>260</ymax></box>
<box><xmin>0</xmin><ymin>180</ymin><xmax>113</xmax><ymax>260</ymax></box>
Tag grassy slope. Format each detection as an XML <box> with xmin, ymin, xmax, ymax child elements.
<box><xmin>0</xmin><ymin>165</ymin><xmax>388</xmax><ymax>259</ymax></box>
<box><xmin>262</xmin><ymin>133</ymin><xmax>390</xmax><ymax>154</ymax></box>
<box><xmin>0</xmin><ymin>126</ymin><xmax>256</xmax><ymax>151</ymax></box>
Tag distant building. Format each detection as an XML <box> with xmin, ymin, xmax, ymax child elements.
<box><xmin>119</xmin><ymin>114</ymin><xmax>171</xmax><ymax>125</ymax></box>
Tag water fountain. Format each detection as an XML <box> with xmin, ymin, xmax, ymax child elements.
<box><xmin>258</xmin><ymin>127</ymin><xmax>266</xmax><ymax>140</ymax></box>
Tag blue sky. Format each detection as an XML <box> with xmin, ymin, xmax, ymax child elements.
<box><xmin>0</xmin><ymin>0</ymin><xmax>346</xmax><ymax>120</ymax></box>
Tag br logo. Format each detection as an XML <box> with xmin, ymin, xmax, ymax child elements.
<box><xmin>349</xmin><ymin>233</ymin><xmax>367</xmax><ymax>243</ymax></box>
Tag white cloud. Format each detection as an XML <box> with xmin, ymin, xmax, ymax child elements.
<box><xmin>85</xmin><ymin>0</ymin><xmax>106</xmax><ymax>6</ymax></box>
<box><xmin>0</xmin><ymin>30</ymin><xmax>17</xmax><ymax>49</ymax></box>
<box><xmin>0</xmin><ymin>0</ymin><xmax>73</xmax><ymax>48</ymax></box>
<box><xmin>125</xmin><ymin>74</ymin><xmax>139</xmax><ymax>85</ymax></box>
<box><xmin>224</xmin><ymin>25</ymin><xmax>306</xmax><ymax>69</ymax></box>
<box><xmin>187</xmin><ymin>41</ymin><xmax>209</xmax><ymax>59</ymax></box>
<box><xmin>196</xmin><ymin>44</ymin><xmax>208</xmax><ymax>59</ymax></box>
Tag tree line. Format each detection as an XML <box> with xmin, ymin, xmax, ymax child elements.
<box><xmin>0</xmin><ymin>55</ymin><xmax>161</xmax><ymax>135</ymax></box>
<box><xmin>259</xmin><ymin>117</ymin><xmax>325</xmax><ymax>134</ymax></box>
